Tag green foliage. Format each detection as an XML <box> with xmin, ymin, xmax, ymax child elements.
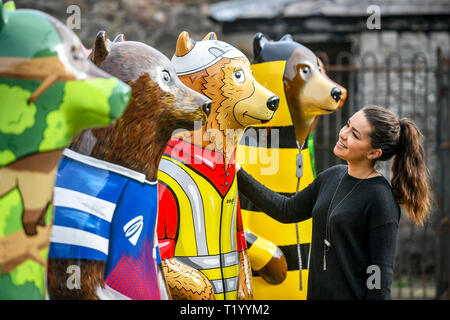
<box><xmin>38</xmin><ymin>109</ymin><xmax>71</xmax><ymax>152</ymax></box>
<box><xmin>4</xmin><ymin>1</ymin><xmax>15</xmax><ymax>11</ymax></box>
<box><xmin>0</xmin><ymin>149</ymin><xmax>15</xmax><ymax>165</ymax></box>
<box><xmin>39</xmin><ymin>78</ymin><xmax>119</xmax><ymax>151</ymax></box>
<box><xmin>0</xmin><ymin>188</ymin><xmax>48</xmax><ymax>299</ymax></box>
<box><xmin>0</xmin><ymin>188</ymin><xmax>23</xmax><ymax>237</ymax></box>
<box><xmin>9</xmin><ymin>253</ymin><xmax>46</xmax><ymax>295</ymax></box>
<box><xmin>0</xmin><ymin>79</ymin><xmax>64</xmax><ymax>164</ymax></box>
<box><xmin>0</xmin><ymin>0</ymin><xmax>5</xmax><ymax>31</ymax></box>
<box><xmin>0</xmin><ymin>84</ymin><xmax>37</xmax><ymax>135</ymax></box>
<box><xmin>0</xmin><ymin>271</ymin><xmax>43</xmax><ymax>300</ymax></box>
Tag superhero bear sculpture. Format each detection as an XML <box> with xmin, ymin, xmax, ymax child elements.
<box><xmin>157</xmin><ymin>31</ymin><xmax>279</xmax><ymax>300</ymax></box>
<box><xmin>0</xmin><ymin>2</ymin><xmax>130</xmax><ymax>299</ymax></box>
<box><xmin>47</xmin><ymin>31</ymin><xmax>211</xmax><ymax>300</ymax></box>
<box><xmin>237</xmin><ymin>33</ymin><xmax>347</xmax><ymax>299</ymax></box>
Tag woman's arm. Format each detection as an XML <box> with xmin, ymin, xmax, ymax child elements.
<box><xmin>365</xmin><ymin>221</ymin><xmax>398</xmax><ymax>300</ymax></box>
<box><xmin>365</xmin><ymin>187</ymin><xmax>400</xmax><ymax>300</ymax></box>
<box><xmin>237</xmin><ymin>168</ymin><xmax>317</xmax><ymax>224</ymax></box>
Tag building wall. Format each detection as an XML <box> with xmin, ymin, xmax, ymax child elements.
<box><xmin>358</xmin><ymin>31</ymin><xmax>449</xmax><ymax>182</ymax></box>
<box><xmin>14</xmin><ymin>0</ymin><xmax>222</xmax><ymax>58</ymax></box>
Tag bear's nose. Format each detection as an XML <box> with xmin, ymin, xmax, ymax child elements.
<box><xmin>331</xmin><ymin>87</ymin><xmax>342</xmax><ymax>102</ymax></box>
<box><xmin>202</xmin><ymin>101</ymin><xmax>212</xmax><ymax>116</ymax></box>
<box><xmin>267</xmin><ymin>95</ymin><xmax>279</xmax><ymax>112</ymax></box>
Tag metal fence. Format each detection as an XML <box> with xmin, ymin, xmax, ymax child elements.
<box><xmin>312</xmin><ymin>48</ymin><xmax>449</xmax><ymax>299</ymax></box>
<box><xmin>435</xmin><ymin>49</ymin><xmax>450</xmax><ymax>300</ymax></box>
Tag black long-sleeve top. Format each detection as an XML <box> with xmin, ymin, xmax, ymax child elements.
<box><xmin>237</xmin><ymin>164</ymin><xmax>400</xmax><ymax>300</ymax></box>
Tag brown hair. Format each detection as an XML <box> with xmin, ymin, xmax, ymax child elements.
<box><xmin>362</xmin><ymin>105</ymin><xmax>431</xmax><ymax>225</ymax></box>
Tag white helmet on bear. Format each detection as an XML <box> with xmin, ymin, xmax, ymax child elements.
<box><xmin>172</xmin><ymin>31</ymin><xmax>245</xmax><ymax>76</ymax></box>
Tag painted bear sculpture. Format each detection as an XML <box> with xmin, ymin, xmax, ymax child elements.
<box><xmin>47</xmin><ymin>31</ymin><xmax>211</xmax><ymax>300</ymax></box>
<box><xmin>157</xmin><ymin>31</ymin><xmax>279</xmax><ymax>300</ymax></box>
<box><xmin>0</xmin><ymin>2</ymin><xmax>130</xmax><ymax>299</ymax></box>
<box><xmin>237</xmin><ymin>33</ymin><xmax>347</xmax><ymax>299</ymax></box>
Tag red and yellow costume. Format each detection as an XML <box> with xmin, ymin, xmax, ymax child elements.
<box><xmin>157</xmin><ymin>138</ymin><xmax>247</xmax><ymax>300</ymax></box>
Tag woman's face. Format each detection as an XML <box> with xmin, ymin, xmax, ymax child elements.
<box><xmin>333</xmin><ymin>110</ymin><xmax>380</xmax><ymax>163</ymax></box>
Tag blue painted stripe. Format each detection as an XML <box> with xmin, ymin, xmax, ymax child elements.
<box><xmin>48</xmin><ymin>242</ymin><xmax>107</xmax><ymax>261</ymax></box>
<box><xmin>156</xmin><ymin>246</ymin><xmax>162</xmax><ymax>264</ymax></box>
<box><xmin>53</xmin><ymin>206</ymin><xmax>111</xmax><ymax>239</ymax></box>
<box><xmin>55</xmin><ymin>156</ymin><xmax>128</xmax><ymax>204</ymax></box>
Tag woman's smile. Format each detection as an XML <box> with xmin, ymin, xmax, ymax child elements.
<box><xmin>336</xmin><ymin>140</ymin><xmax>347</xmax><ymax>149</ymax></box>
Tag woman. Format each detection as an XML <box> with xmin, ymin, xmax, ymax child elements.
<box><xmin>237</xmin><ymin>105</ymin><xmax>430</xmax><ymax>299</ymax></box>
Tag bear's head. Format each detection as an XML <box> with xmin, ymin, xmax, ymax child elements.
<box><xmin>0</xmin><ymin>1</ymin><xmax>131</xmax><ymax>166</ymax></box>
<box><xmin>70</xmin><ymin>31</ymin><xmax>211</xmax><ymax>180</ymax></box>
<box><xmin>171</xmin><ymin>31</ymin><xmax>279</xmax><ymax>154</ymax></box>
<box><xmin>253</xmin><ymin>33</ymin><xmax>347</xmax><ymax>144</ymax></box>
<box><xmin>89</xmin><ymin>31</ymin><xmax>211</xmax><ymax>134</ymax></box>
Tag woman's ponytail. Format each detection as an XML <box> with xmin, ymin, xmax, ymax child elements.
<box><xmin>391</xmin><ymin>118</ymin><xmax>431</xmax><ymax>225</ymax></box>
<box><xmin>362</xmin><ymin>105</ymin><xmax>431</xmax><ymax>225</ymax></box>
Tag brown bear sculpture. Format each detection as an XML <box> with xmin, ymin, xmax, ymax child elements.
<box><xmin>47</xmin><ymin>31</ymin><xmax>211</xmax><ymax>300</ymax></box>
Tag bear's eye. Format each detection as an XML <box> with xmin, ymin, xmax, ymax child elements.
<box><xmin>161</xmin><ymin>70</ymin><xmax>171</xmax><ymax>83</ymax></box>
<box><xmin>301</xmin><ymin>66</ymin><xmax>310</xmax><ymax>74</ymax></box>
<box><xmin>233</xmin><ymin>69</ymin><xmax>245</xmax><ymax>83</ymax></box>
<box><xmin>71</xmin><ymin>46</ymin><xmax>83</xmax><ymax>61</ymax></box>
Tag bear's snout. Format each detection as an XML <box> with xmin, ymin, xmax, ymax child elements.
<box><xmin>331</xmin><ymin>87</ymin><xmax>342</xmax><ymax>103</ymax></box>
<box><xmin>267</xmin><ymin>95</ymin><xmax>279</xmax><ymax>112</ymax></box>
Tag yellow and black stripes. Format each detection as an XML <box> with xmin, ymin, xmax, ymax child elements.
<box><xmin>239</xmin><ymin>125</ymin><xmax>298</xmax><ymax>149</ymax></box>
<box><xmin>238</xmin><ymin>134</ymin><xmax>316</xmax><ymax>299</ymax></box>
<box><xmin>236</xmin><ymin>58</ymin><xmax>320</xmax><ymax>299</ymax></box>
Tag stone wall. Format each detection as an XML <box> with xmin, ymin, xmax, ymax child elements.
<box><xmin>357</xmin><ymin>31</ymin><xmax>449</xmax><ymax>183</ymax></box>
<box><xmin>357</xmin><ymin>31</ymin><xmax>449</xmax><ymax>292</ymax></box>
<box><xmin>14</xmin><ymin>0</ymin><xmax>223</xmax><ymax>58</ymax></box>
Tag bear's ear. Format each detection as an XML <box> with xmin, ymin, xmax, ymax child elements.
<box><xmin>113</xmin><ymin>34</ymin><xmax>126</xmax><ymax>43</ymax></box>
<box><xmin>202</xmin><ymin>32</ymin><xmax>218</xmax><ymax>41</ymax></box>
<box><xmin>176</xmin><ymin>31</ymin><xmax>196</xmax><ymax>57</ymax></box>
<box><xmin>253</xmin><ymin>32</ymin><xmax>269</xmax><ymax>62</ymax></box>
<box><xmin>317</xmin><ymin>57</ymin><xmax>326</xmax><ymax>74</ymax></box>
<box><xmin>89</xmin><ymin>30</ymin><xmax>111</xmax><ymax>67</ymax></box>
<box><xmin>280</xmin><ymin>34</ymin><xmax>294</xmax><ymax>42</ymax></box>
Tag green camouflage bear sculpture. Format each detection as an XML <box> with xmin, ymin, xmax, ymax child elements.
<box><xmin>0</xmin><ymin>1</ymin><xmax>131</xmax><ymax>299</ymax></box>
